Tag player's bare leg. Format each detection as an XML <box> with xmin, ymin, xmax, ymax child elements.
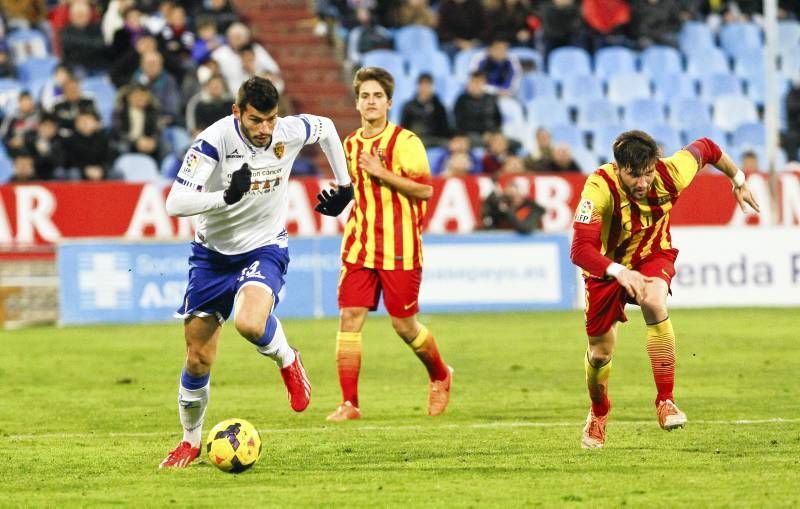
<box><xmin>393</xmin><ymin>315</ymin><xmax>452</xmax><ymax>416</ymax></box>
<box><xmin>235</xmin><ymin>285</ymin><xmax>310</xmax><ymax>412</ymax></box>
<box><xmin>160</xmin><ymin>315</ymin><xmax>220</xmax><ymax>468</ymax></box>
<box><xmin>328</xmin><ymin>307</ymin><xmax>368</xmax><ymax>421</ymax></box>
<box><xmin>582</xmin><ymin>326</ymin><xmax>615</xmax><ymax>448</ymax></box>
<box><xmin>639</xmin><ymin>279</ymin><xmax>687</xmax><ymax>430</ymax></box>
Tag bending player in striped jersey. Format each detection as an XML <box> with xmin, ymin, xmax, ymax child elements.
<box><xmin>571</xmin><ymin>131</ymin><xmax>760</xmax><ymax>448</ymax></box>
<box><xmin>159</xmin><ymin>77</ymin><xmax>352</xmax><ymax>468</ymax></box>
<box><xmin>318</xmin><ymin>67</ymin><xmax>452</xmax><ymax>421</ymax></box>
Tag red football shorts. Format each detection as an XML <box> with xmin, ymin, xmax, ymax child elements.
<box><xmin>338</xmin><ymin>262</ymin><xmax>422</xmax><ymax>318</ymax></box>
<box><xmin>583</xmin><ymin>249</ymin><xmax>678</xmax><ymax>337</ymax></box>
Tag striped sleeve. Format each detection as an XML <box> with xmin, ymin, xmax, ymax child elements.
<box><xmin>395</xmin><ymin>132</ymin><xmax>431</xmax><ymax>183</ymax></box>
<box><xmin>661</xmin><ymin>148</ymin><xmax>701</xmax><ymax>192</ymax></box>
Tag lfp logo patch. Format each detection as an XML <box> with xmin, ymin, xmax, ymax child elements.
<box><xmin>575</xmin><ymin>199</ymin><xmax>594</xmax><ymax>224</ymax></box>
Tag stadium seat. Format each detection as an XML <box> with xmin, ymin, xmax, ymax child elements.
<box><xmin>712</xmin><ymin>95</ymin><xmax>758</xmax><ymax>132</ymax></box>
<box><xmin>525</xmin><ymin>97</ymin><xmax>570</xmax><ymax>129</ymax></box>
<box><xmin>669</xmin><ymin>97</ymin><xmax>712</xmax><ymax>130</ymax></box>
<box><xmin>735</xmin><ymin>146</ymin><xmax>789</xmax><ymax>172</ymax></box>
<box><xmin>746</xmin><ymin>74</ymin><xmax>790</xmax><ymax>107</ymax></box>
<box><xmin>160</xmin><ymin>153</ymin><xmax>181</xmax><ymax>180</ymax></box>
<box><xmin>453</xmin><ymin>47</ymin><xmax>483</xmax><ymax>82</ymax></box>
<box><xmin>731</xmin><ymin>121</ymin><xmax>766</xmax><ymax>150</ymax></box>
<box><xmin>778</xmin><ymin>20</ymin><xmax>800</xmax><ymax>53</ymax></box>
<box><xmin>112</xmin><ymin>153</ymin><xmax>162</xmax><ymax>183</ymax></box>
<box><xmin>560</xmin><ymin>74</ymin><xmax>604</xmax><ymax>109</ymax></box>
<box><xmin>719</xmin><ymin>22</ymin><xmax>762</xmax><ymax>59</ymax></box>
<box><xmin>510</xmin><ymin>47</ymin><xmax>543</xmax><ymax>73</ymax></box>
<box><xmin>81</xmin><ymin>76</ymin><xmax>117</xmax><ymax>126</ymax></box>
<box><xmin>686</xmin><ymin>48</ymin><xmax>730</xmax><ymax>78</ymax></box>
<box><xmin>0</xmin><ymin>150</ymin><xmax>12</xmax><ymax>184</ymax></box>
<box><xmin>6</xmin><ymin>29</ymin><xmax>49</xmax><ymax>63</ymax></box>
<box><xmin>439</xmin><ymin>74</ymin><xmax>462</xmax><ymax>110</ymax></box>
<box><xmin>517</xmin><ymin>73</ymin><xmax>557</xmax><ymax>102</ymax></box>
<box><xmin>362</xmin><ymin>50</ymin><xmax>406</xmax><ymax>81</ymax></box>
<box><xmin>15</xmin><ymin>56</ymin><xmax>59</xmax><ymax>85</ymax></box>
<box><xmin>733</xmin><ymin>48</ymin><xmax>765</xmax><ymax>81</ymax></box>
<box><xmin>640</xmin><ymin>45</ymin><xmax>683</xmax><ymax>79</ymax></box>
<box><xmin>647</xmin><ymin>124</ymin><xmax>682</xmax><ymax>154</ymax></box>
<box><xmin>623</xmin><ymin>98</ymin><xmax>666</xmax><ymax>128</ymax></box>
<box><xmin>0</xmin><ymin>78</ymin><xmax>22</xmax><ymax>111</ymax></box>
<box><xmin>394</xmin><ymin>24</ymin><xmax>438</xmax><ymax>58</ymax></box>
<box><xmin>682</xmin><ymin>124</ymin><xmax>729</xmax><ymax>150</ymax></box>
<box><xmin>606</xmin><ymin>72</ymin><xmax>651</xmax><ymax>104</ymax></box>
<box><xmin>426</xmin><ymin>146</ymin><xmax>447</xmax><ymax>170</ymax></box>
<box><xmin>779</xmin><ymin>49</ymin><xmax>800</xmax><ymax>78</ymax></box>
<box><xmin>594</xmin><ymin>46</ymin><xmax>637</xmax><ymax>80</ymax></box>
<box><xmin>497</xmin><ymin>95</ymin><xmax>526</xmax><ymax>126</ymax></box>
<box><xmin>699</xmin><ymin>73</ymin><xmax>743</xmax><ymax>103</ymax></box>
<box><xmin>547</xmin><ymin>46</ymin><xmax>592</xmax><ymax>82</ymax></box>
<box><xmin>679</xmin><ymin>21</ymin><xmax>715</xmax><ymax>55</ymax></box>
<box><xmin>408</xmin><ymin>49</ymin><xmax>451</xmax><ymax>82</ymax></box>
<box><xmin>573</xmin><ymin>146</ymin><xmax>600</xmax><ymax>174</ymax></box>
<box><xmin>576</xmin><ymin>98</ymin><xmax>620</xmax><ymax>132</ymax></box>
<box><xmin>548</xmin><ymin>123</ymin><xmax>584</xmax><ymax>149</ymax></box>
<box><xmin>652</xmin><ymin>72</ymin><xmax>697</xmax><ymax>102</ymax></box>
<box><xmin>591</xmin><ymin>123</ymin><xmax>627</xmax><ymax>159</ymax></box>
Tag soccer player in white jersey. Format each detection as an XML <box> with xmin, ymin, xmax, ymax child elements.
<box><xmin>159</xmin><ymin>77</ymin><xmax>354</xmax><ymax>468</ymax></box>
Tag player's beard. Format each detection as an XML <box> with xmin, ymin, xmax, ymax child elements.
<box><xmin>242</xmin><ymin>123</ymin><xmax>271</xmax><ymax>147</ymax></box>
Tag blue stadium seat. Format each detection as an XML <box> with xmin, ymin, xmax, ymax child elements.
<box><xmin>647</xmin><ymin>124</ymin><xmax>682</xmax><ymax>154</ymax></box>
<box><xmin>640</xmin><ymin>45</ymin><xmax>683</xmax><ymax>78</ymax></box>
<box><xmin>0</xmin><ymin>150</ymin><xmax>12</xmax><ymax>184</ymax></box>
<box><xmin>453</xmin><ymin>47</ymin><xmax>483</xmax><ymax>82</ymax></box>
<box><xmin>746</xmin><ymin>74</ymin><xmax>789</xmax><ymax>107</ymax></box>
<box><xmin>439</xmin><ymin>73</ymin><xmax>463</xmax><ymax>110</ymax></box>
<box><xmin>779</xmin><ymin>49</ymin><xmax>800</xmax><ymax>77</ymax></box>
<box><xmin>362</xmin><ymin>50</ymin><xmax>406</xmax><ymax>80</ymax></box>
<box><xmin>719</xmin><ymin>22</ymin><xmax>762</xmax><ymax>59</ymax></box>
<box><xmin>733</xmin><ymin>47</ymin><xmax>765</xmax><ymax>80</ymax></box>
<box><xmin>591</xmin><ymin>123</ymin><xmax>627</xmax><ymax>159</ymax></box>
<box><xmin>525</xmin><ymin>97</ymin><xmax>570</xmax><ymax>129</ymax></box>
<box><xmin>679</xmin><ymin>21</ymin><xmax>715</xmax><ymax>55</ymax></box>
<box><xmin>623</xmin><ymin>98</ymin><xmax>666</xmax><ymax>128</ymax></box>
<box><xmin>686</xmin><ymin>48</ymin><xmax>730</xmax><ymax>78</ymax></box>
<box><xmin>735</xmin><ymin>146</ymin><xmax>789</xmax><ymax>172</ymax></box>
<box><xmin>81</xmin><ymin>76</ymin><xmax>117</xmax><ymax>126</ymax></box>
<box><xmin>669</xmin><ymin>97</ymin><xmax>712</xmax><ymax>129</ymax></box>
<box><xmin>576</xmin><ymin>98</ymin><xmax>620</xmax><ymax>132</ymax></box>
<box><xmin>606</xmin><ymin>72</ymin><xmax>651</xmax><ymax>104</ymax></box>
<box><xmin>517</xmin><ymin>73</ymin><xmax>557</xmax><ymax>102</ymax></box>
<box><xmin>699</xmin><ymin>73</ymin><xmax>743</xmax><ymax>103</ymax></box>
<box><xmin>560</xmin><ymin>74</ymin><xmax>604</xmax><ymax>108</ymax></box>
<box><xmin>682</xmin><ymin>124</ymin><xmax>729</xmax><ymax>151</ymax></box>
<box><xmin>510</xmin><ymin>47</ymin><xmax>543</xmax><ymax>73</ymax></box>
<box><xmin>712</xmin><ymin>95</ymin><xmax>758</xmax><ymax>132</ymax></box>
<box><xmin>408</xmin><ymin>49</ymin><xmax>451</xmax><ymax>82</ymax></box>
<box><xmin>547</xmin><ymin>46</ymin><xmax>592</xmax><ymax>82</ymax></box>
<box><xmin>112</xmin><ymin>153</ymin><xmax>161</xmax><ymax>183</ymax></box>
<box><xmin>778</xmin><ymin>20</ymin><xmax>800</xmax><ymax>53</ymax></box>
<box><xmin>426</xmin><ymin>146</ymin><xmax>447</xmax><ymax>169</ymax></box>
<box><xmin>652</xmin><ymin>73</ymin><xmax>697</xmax><ymax>102</ymax></box>
<box><xmin>594</xmin><ymin>46</ymin><xmax>637</xmax><ymax>80</ymax></box>
<box><xmin>497</xmin><ymin>96</ymin><xmax>526</xmax><ymax>126</ymax></box>
<box><xmin>394</xmin><ymin>25</ymin><xmax>438</xmax><ymax>58</ymax></box>
<box><xmin>548</xmin><ymin>123</ymin><xmax>584</xmax><ymax>149</ymax></box>
<box><xmin>16</xmin><ymin>56</ymin><xmax>59</xmax><ymax>85</ymax></box>
<box><xmin>730</xmin><ymin>121</ymin><xmax>766</xmax><ymax>150</ymax></box>
<box><xmin>389</xmin><ymin>74</ymin><xmax>415</xmax><ymax>125</ymax></box>
<box><xmin>573</xmin><ymin>146</ymin><xmax>600</xmax><ymax>174</ymax></box>
<box><xmin>6</xmin><ymin>29</ymin><xmax>49</xmax><ymax>62</ymax></box>
<box><xmin>0</xmin><ymin>78</ymin><xmax>22</xmax><ymax>111</ymax></box>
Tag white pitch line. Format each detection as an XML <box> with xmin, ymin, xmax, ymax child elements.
<box><xmin>2</xmin><ymin>418</ymin><xmax>798</xmax><ymax>441</ymax></box>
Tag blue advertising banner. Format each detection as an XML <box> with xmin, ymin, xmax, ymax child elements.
<box><xmin>57</xmin><ymin>233</ymin><xmax>575</xmax><ymax>324</ymax></box>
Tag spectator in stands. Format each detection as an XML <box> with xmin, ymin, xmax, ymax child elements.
<box><xmin>432</xmin><ymin>133</ymin><xmax>481</xmax><ymax>175</ymax></box>
<box><xmin>185</xmin><ymin>74</ymin><xmax>231</xmax><ymax>135</ymax></box>
<box><xmin>1</xmin><ymin>0</ymin><xmax>47</xmax><ymax>33</ymax></box>
<box><xmin>191</xmin><ymin>16</ymin><xmax>225</xmax><ymax>65</ymax></box>
<box><xmin>399</xmin><ymin>73</ymin><xmax>450</xmax><ymax>148</ymax></box>
<box><xmin>63</xmin><ymin>109</ymin><xmax>111</xmax><ymax>181</ymax></box>
<box><xmin>0</xmin><ymin>43</ymin><xmax>13</xmax><ymax>78</ymax></box>
<box><xmin>40</xmin><ymin>64</ymin><xmax>71</xmax><ymax>112</ymax></box>
<box><xmin>441</xmin><ymin>152</ymin><xmax>475</xmax><ymax>177</ymax></box>
<box><xmin>212</xmin><ymin>22</ymin><xmax>281</xmax><ymax>98</ymax></box>
<box><xmin>157</xmin><ymin>4</ymin><xmax>196</xmax><ymax>84</ymax></box>
<box><xmin>453</xmin><ymin>71</ymin><xmax>502</xmax><ymax>145</ymax></box>
<box><xmin>389</xmin><ymin>0</ymin><xmax>437</xmax><ymax>28</ymax></box>
<box><xmin>582</xmin><ymin>0</ymin><xmax>631</xmax><ymax>51</ymax></box>
<box><xmin>481</xmin><ymin>0</ymin><xmax>537</xmax><ymax>46</ymax></box>
<box><xmin>110</xmin><ymin>33</ymin><xmax>159</xmax><ymax>89</ymax></box>
<box><xmin>501</xmin><ymin>154</ymin><xmax>526</xmax><ymax>174</ymax></box>
<box><xmin>540</xmin><ymin>0</ymin><xmax>583</xmax><ymax>58</ymax></box>
<box><xmin>101</xmin><ymin>0</ymin><xmax>136</xmax><ymax>45</ymax></box>
<box><xmin>10</xmin><ymin>150</ymin><xmax>36</xmax><ymax>182</ymax></box>
<box><xmin>781</xmin><ymin>79</ymin><xmax>800</xmax><ymax>163</ymax></box>
<box><xmin>60</xmin><ymin>0</ymin><xmax>110</xmax><ymax>76</ymax></box>
<box><xmin>346</xmin><ymin>7</ymin><xmax>394</xmax><ymax>66</ymax></box>
<box><xmin>470</xmin><ymin>39</ymin><xmax>523</xmax><ymax>96</ymax></box>
<box><xmin>741</xmin><ymin>150</ymin><xmax>760</xmax><ymax>173</ymax></box>
<box><xmin>629</xmin><ymin>0</ymin><xmax>683</xmax><ymax>48</ymax></box>
<box><xmin>481</xmin><ymin>131</ymin><xmax>517</xmax><ymax>175</ymax></box>
<box><xmin>23</xmin><ymin>112</ymin><xmax>64</xmax><ymax>180</ymax></box>
<box><xmin>49</xmin><ymin>0</ymin><xmax>102</xmax><ymax>59</ymax></box>
<box><xmin>111</xmin><ymin>83</ymin><xmax>161</xmax><ymax>160</ymax></box>
<box><xmin>239</xmin><ymin>44</ymin><xmax>285</xmax><ymax>95</ymax></box>
<box><xmin>437</xmin><ymin>0</ymin><xmax>485</xmax><ymax>57</ymax></box>
<box><xmin>110</xmin><ymin>4</ymin><xmax>147</xmax><ymax>60</ymax></box>
<box><xmin>481</xmin><ymin>179</ymin><xmax>545</xmax><ymax>234</ymax></box>
<box><xmin>523</xmin><ymin>127</ymin><xmax>555</xmax><ymax>171</ymax></box>
<box><xmin>535</xmin><ymin>143</ymin><xmax>580</xmax><ymax>172</ymax></box>
<box><xmin>1</xmin><ymin>91</ymin><xmax>39</xmax><ymax>154</ymax></box>
<box><xmin>133</xmin><ymin>50</ymin><xmax>182</xmax><ymax>127</ymax></box>
<box><xmin>196</xmin><ymin>0</ymin><xmax>241</xmax><ymax>35</ymax></box>
<box><xmin>52</xmin><ymin>76</ymin><xmax>99</xmax><ymax>135</ymax></box>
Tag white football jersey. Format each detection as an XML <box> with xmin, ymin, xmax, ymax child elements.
<box><xmin>173</xmin><ymin>114</ymin><xmax>334</xmax><ymax>254</ymax></box>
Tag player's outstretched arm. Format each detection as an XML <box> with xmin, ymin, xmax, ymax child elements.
<box><xmin>166</xmin><ymin>163</ymin><xmax>251</xmax><ymax>217</ymax></box>
<box><xmin>357</xmin><ymin>151</ymin><xmax>433</xmax><ymax>200</ymax></box>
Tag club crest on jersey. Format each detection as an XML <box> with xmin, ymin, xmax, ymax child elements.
<box><xmin>273</xmin><ymin>142</ymin><xmax>285</xmax><ymax>159</ymax></box>
<box><xmin>575</xmin><ymin>199</ymin><xmax>594</xmax><ymax>223</ymax></box>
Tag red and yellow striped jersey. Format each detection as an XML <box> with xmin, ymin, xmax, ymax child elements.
<box><xmin>573</xmin><ymin>148</ymin><xmax>700</xmax><ymax>271</ymax></box>
<box><xmin>341</xmin><ymin>122</ymin><xmax>431</xmax><ymax>270</ymax></box>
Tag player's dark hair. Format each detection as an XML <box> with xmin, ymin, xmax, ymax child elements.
<box><xmin>353</xmin><ymin>66</ymin><xmax>394</xmax><ymax>99</ymax></box>
<box><xmin>236</xmin><ymin>76</ymin><xmax>279</xmax><ymax>113</ymax></box>
<box><xmin>613</xmin><ymin>130</ymin><xmax>659</xmax><ymax>176</ymax></box>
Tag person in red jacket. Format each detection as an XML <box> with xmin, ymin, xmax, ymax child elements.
<box><xmin>570</xmin><ymin>130</ymin><xmax>760</xmax><ymax>449</ymax></box>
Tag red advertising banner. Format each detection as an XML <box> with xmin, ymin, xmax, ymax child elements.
<box><xmin>0</xmin><ymin>172</ymin><xmax>798</xmax><ymax>249</ymax></box>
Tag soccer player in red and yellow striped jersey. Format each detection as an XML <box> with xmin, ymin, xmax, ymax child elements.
<box><xmin>326</xmin><ymin>67</ymin><xmax>452</xmax><ymax>422</ymax></box>
<box><xmin>571</xmin><ymin>130</ymin><xmax>760</xmax><ymax>449</ymax></box>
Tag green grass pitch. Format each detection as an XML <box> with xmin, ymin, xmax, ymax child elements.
<box><xmin>2</xmin><ymin>308</ymin><xmax>798</xmax><ymax>507</ymax></box>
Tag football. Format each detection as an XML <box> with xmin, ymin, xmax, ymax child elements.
<box><xmin>205</xmin><ymin>418</ymin><xmax>262</xmax><ymax>473</ymax></box>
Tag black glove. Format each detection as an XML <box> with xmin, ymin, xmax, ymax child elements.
<box><xmin>315</xmin><ymin>184</ymin><xmax>354</xmax><ymax>216</ymax></box>
<box><xmin>223</xmin><ymin>163</ymin><xmax>252</xmax><ymax>204</ymax></box>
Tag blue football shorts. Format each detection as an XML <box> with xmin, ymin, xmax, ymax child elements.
<box><xmin>175</xmin><ymin>242</ymin><xmax>289</xmax><ymax>323</ymax></box>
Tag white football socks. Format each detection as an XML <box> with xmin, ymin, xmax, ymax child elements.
<box><xmin>178</xmin><ymin>382</ymin><xmax>210</xmax><ymax>447</ymax></box>
<box><xmin>256</xmin><ymin>316</ymin><xmax>296</xmax><ymax>368</ymax></box>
